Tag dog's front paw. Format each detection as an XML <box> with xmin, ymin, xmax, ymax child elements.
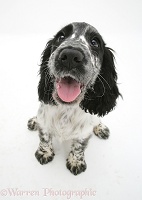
<box><xmin>66</xmin><ymin>152</ymin><xmax>87</xmax><ymax>175</ymax></box>
<box><xmin>27</xmin><ymin>117</ymin><xmax>38</xmax><ymax>131</ymax></box>
<box><xmin>35</xmin><ymin>148</ymin><xmax>55</xmax><ymax>165</ymax></box>
<box><xmin>93</xmin><ymin>123</ymin><xmax>110</xmax><ymax>139</ymax></box>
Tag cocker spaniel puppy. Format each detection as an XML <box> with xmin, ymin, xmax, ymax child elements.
<box><xmin>28</xmin><ymin>22</ymin><xmax>120</xmax><ymax>175</ymax></box>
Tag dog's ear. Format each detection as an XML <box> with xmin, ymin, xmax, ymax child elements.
<box><xmin>38</xmin><ymin>40</ymin><xmax>55</xmax><ymax>104</ymax></box>
<box><xmin>80</xmin><ymin>47</ymin><xmax>121</xmax><ymax>116</ymax></box>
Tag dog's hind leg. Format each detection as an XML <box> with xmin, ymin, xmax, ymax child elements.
<box><xmin>27</xmin><ymin>116</ymin><xmax>38</xmax><ymax>131</ymax></box>
<box><xmin>93</xmin><ymin>123</ymin><xmax>110</xmax><ymax>139</ymax></box>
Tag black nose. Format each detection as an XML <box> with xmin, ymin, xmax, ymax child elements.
<box><xmin>59</xmin><ymin>48</ymin><xmax>84</xmax><ymax>68</ymax></box>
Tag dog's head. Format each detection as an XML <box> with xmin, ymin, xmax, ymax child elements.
<box><xmin>38</xmin><ymin>22</ymin><xmax>121</xmax><ymax>116</ymax></box>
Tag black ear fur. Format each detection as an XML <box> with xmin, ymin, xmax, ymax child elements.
<box><xmin>38</xmin><ymin>40</ymin><xmax>55</xmax><ymax>104</ymax></box>
<box><xmin>80</xmin><ymin>47</ymin><xmax>121</xmax><ymax>116</ymax></box>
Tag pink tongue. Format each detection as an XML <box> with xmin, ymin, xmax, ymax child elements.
<box><xmin>56</xmin><ymin>78</ymin><xmax>81</xmax><ymax>102</ymax></box>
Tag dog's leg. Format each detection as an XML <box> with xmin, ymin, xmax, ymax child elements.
<box><xmin>27</xmin><ymin>117</ymin><xmax>38</xmax><ymax>131</ymax></box>
<box><xmin>66</xmin><ymin>137</ymin><xmax>90</xmax><ymax>175</ymax></box>
<box><xmin>35</xmin><ymin>129</ymin><xmax>55</xmax><ymax>165</ymax></box>
<box><xmin>93</xmin><ymin>122</ymin><xmax>110</xmax><ymax>139</ymax></box>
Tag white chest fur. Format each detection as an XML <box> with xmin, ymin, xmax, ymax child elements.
<box><xmin>37</xmin><ymin>103</ymin><xmax>100</xmax><ymax>142</ymax></box>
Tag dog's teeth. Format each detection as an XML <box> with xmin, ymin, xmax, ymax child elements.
<box><xmin>57</xmin><ymin>84</ymin><xmax>60</xmax><ymax>89</ymax></box>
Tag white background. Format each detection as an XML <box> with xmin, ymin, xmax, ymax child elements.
<box><xmin>0</xmin><ymin>0</ymin><xmax>142</xmax><ymax>199</ymax></box>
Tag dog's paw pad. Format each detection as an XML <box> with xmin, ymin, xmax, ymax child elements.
<box><xmin>93</xmin><ymin>123</ymin><xmax>110</xmax><ymax>139</ymax></box>
<box><xmin>35</xmin><ymin>149</ymin><xmax>55</xmax><ymax>165</ymax></box>
<box><xmin>66</xmin><ymin>153</ymin><xmax>87</xmax><ymax>175</ymax></box>
<box><xmin>27</xmin><ymin>117</ymin><xmax>38</xmax><ymax>131</ymax></box>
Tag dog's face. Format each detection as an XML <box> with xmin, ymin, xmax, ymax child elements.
<box><xmin>38</xmin><ymin>22</ymin><xmax>120</xmax><ymax>116</ymax></box>
<box><xmin>48</xmin><ymin>22</ymin><xmax>104</xmax><ymax>104</ymax></box>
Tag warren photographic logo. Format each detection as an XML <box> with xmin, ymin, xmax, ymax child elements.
<box><xmin>0</xmin><ymin>188</ymin><xmax>96</xmax><ymax>199</ymax></box>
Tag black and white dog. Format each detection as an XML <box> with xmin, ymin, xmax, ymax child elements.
<box><xmin>28</xmin><ymin>22</ymin><xmax>120</xmax><ymax>175</ymax></box>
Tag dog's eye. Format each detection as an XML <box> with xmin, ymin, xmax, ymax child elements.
<box><xmin>90</xmin><ymin>38</ymin><xmax>99</xmax><ymax>47</ymax></box>
<box><xmin>58</xmin><ymin>33</ymin><xmax>65</xmax><ymax>42</ymax></box>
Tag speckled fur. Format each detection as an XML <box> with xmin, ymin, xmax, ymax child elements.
<box><xmin>28</xmin><ymin>22</ymin><xmax>120</xmax><ymax>175</ymax></box>
<box><xmin>93</xmin><ymin>123</ymin><xmax>110</xmax><ymax>139</ymax></box>
<box><xmin>28</xmin><ymin>103</ymin><xmax>110</xmax><ymax>175</ymax></box>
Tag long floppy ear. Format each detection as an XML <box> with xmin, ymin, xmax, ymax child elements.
<box><xmin>80</xmin><ymin>47</ymin><xmax>121</xmax><ymax>116</ymax></box>
<box><xmin>38</xmin><ymin>40</ymin><xmax>55</xmax><ymax>104</ymax></box>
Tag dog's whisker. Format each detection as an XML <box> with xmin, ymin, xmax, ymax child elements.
<box><xmin>98</xmin><ymin>74</ymin><xmax>111</xmax><ymax>90</ymax></box>
<box><xmin>38</xmin><ymin>66</ymin><xmax>48</xmax><ymax>75</ymax></box>
<box><xmin>52</xmin><ymin>44</ymin><xmax>59</xmax><ymax>48</ymax></box>
<box><xmin>96</xmin><ymin>76</ymin><xmax>106</xmax><ymax>97</ymax></box>
<box><xmin>84</xmin><ymin>96</ymin><xmax>96</xmax><ymax>101</ymax></box>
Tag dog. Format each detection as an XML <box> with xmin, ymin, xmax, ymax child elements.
<box><xmin>28</xmin><ymin>22</ymin><xmax>120</xmax><ymax>175</ymax></box>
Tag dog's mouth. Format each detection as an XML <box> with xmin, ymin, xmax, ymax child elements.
<box><xmin>55</xmin><ymin>76</ymin><xmax>83</xmax><ymax>103</ymax></box>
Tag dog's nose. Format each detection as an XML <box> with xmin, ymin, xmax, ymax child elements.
<box><xmin>59</xmin><ymin>48</ymin><xmax>84</xmax><ymax>68</ymax></box>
